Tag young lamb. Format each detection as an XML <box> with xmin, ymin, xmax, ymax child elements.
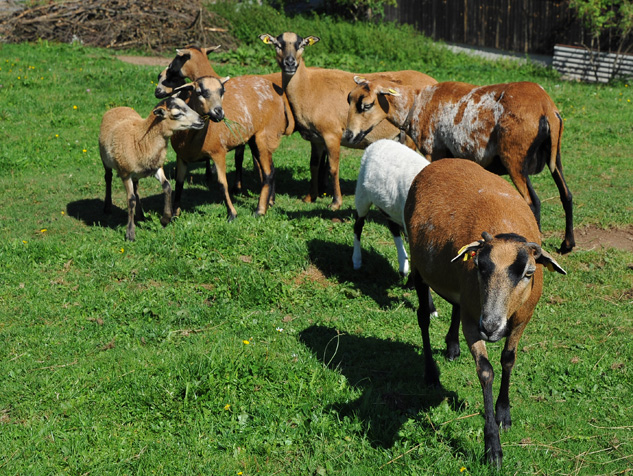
<box><xmin>100</xmin><ymin>96</ymin><xmax>205</xmax><ymax>241</ymax></box>
<box><xmin>352</xmin><ymin>139</ymin><xmax>431</xmax><ymax>277</ymax></box>
<box><xmin>344</xmin><ymin>77</ymin><xmax>575</xmax><ymax>254</ymax></box>
<box><xmin>404</xmin><ymin>158</ymin><xmax>566</xmax><ymax>467</ymax></box>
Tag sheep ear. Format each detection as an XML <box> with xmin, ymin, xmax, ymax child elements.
<box><xmin>451</xmin><ymin>240</ymin><xmax>484</xmax><ymax>262</ymax></box>
<box><xmin>305</xmin><ymin>36</ymin><xmax>320</xmax><ymax>46</ymax></box>
<box><xmin>172</xmin><ymin>83</ymin><xmax>194</xmax><ymax>100</ymax></box>
<box><xmin>536</xmin><ymin>249</ymin><xmax>567</xmax><ymax>275</ymax></box>
<box><xmin>378</xmin><ymin>87</ymin><xmax>400</xmax><ymax>97</ymax></box>
<box><xmin>220</xmin><ymin>76</ymin><xmax>230</xmax><ymax>85</ymax></box>
<box><xmin>204</xmin><ymin>45</ymin><xmax>221</xmax><ymax>55</ymax></box>
<box><xmin>259</xmin><ymin>34</ymin><xmax>278</xmax><ymax>47</ymax></box>
<box><xmin>353</xmin><ymin>75</ymin><xmax>367</xmax><ymax>85</ymax></box>
<box><xmin>153</xmin><ymin>106</ymin><xmax>167</xmax><ymax>118</ymax></box>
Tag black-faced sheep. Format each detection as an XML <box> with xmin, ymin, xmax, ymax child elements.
<box><xmin>404</xmin><ymin>158</ymin><xmax>566</xmax><ymax>466</ymax></box>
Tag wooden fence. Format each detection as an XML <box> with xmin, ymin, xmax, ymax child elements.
<box><xmin>383</xmin><ymin>0</ymin><xmax>630</xmax><ymax>56</ymax></box>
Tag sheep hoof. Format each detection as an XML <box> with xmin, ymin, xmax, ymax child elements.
<box><xmin>227</xmin><ymin>213</ymin><xmax>237</xmax><ymax>223</ymax></box>
<box><xmin>446</xmin><ymin>343</ymin><xmax>460</xmax><ymax>361</ymax></box>
<box><xmin>160</xmin><ymin>216</ymin><xmax>172</xmax><ymax>227</ymax></box>
<box><xmin>558</xmin><ymin>240</ymin><xmax>574</xmax><ymax>255</ymax></box>
<box><xmin>328</xmin><ymin>201</ymin><xmax>342</xmax><ymax>211</ymax></box>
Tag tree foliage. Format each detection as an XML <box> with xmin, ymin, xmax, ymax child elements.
<box><xmin>570</xmin><ymin>0</ymin><xmax>633</xmax><ymax>51</ymax></box>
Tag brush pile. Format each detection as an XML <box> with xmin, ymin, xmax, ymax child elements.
<box><xmin>0</xmin><ymin>0</ymin><xmax>240</xmax><ymax>52</ymax></box>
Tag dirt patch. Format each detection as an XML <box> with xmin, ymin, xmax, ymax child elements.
<box><xmin>573</xmin><ymin>225</ymin><xmax>633</xmax><ymax>252</ymax></box>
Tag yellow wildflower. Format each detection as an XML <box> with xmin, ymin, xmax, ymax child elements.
<box><xmin>224</xmin><ymin>404</ymin><xmax>231</xmax><ymax>411</ymax></box>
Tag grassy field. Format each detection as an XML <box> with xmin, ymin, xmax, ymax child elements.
<box><xmin>1</xmin><ymin>3</ymin><xmax>633</xmax><ymax>475</ymax></box>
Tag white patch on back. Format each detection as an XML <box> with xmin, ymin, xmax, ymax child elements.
<box><xmin>421</xmin><ymin>87</ymin><xmax>506</xmax><ymax>165</ymax></box>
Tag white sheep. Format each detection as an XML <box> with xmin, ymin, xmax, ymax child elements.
<box><xmin>352</xmin><ymin>139</ymin><xmax>431</xmax><ymax>277</ymax></box>
<box><xmin>100</xmin><ymin>96</ymin><xmax>205</xmax><ymax>241</ymax></box>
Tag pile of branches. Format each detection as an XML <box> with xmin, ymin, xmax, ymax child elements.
<box><xmin>0</xmin><ymin>0</ymin><xmax>240</xmax><ymax>52</ymax></box>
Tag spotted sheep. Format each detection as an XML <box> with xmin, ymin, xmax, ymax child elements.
<box><xmin>343</xmin><ymin>77</ymin><xmax>575</xmax><ymax>254</ymax></box>
<box><xmin>352</xmin><ymin>139</ymin><xmax>431</xmax><ymax>277</ymax></box>
<box><xmin>404</xmin><ymin>158</ymin><xmax>566</xmax><ymax>467</ymax></box>
<box><xmin>155</xmin><ymin>46</ymin><xmax>294</xmax><ymax>219</ymax></box>
<box><xmin>99</xmin><ymin>96</ymin><xmax>206</xmax><ymax>241</ymax></box>
<box><xmin>259</xmin><ymin>32</ymin><xmax>437</xmax><ymax>211</ymax></box>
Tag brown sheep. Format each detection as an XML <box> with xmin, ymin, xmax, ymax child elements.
<box><xmin>259</xmin><ymin>32</ymin><xmax>437</xmax><ymax>210</ymax></box>
<box><xmin>404</xmin><ymin>158</ymin><xmax>566</xmax><ymax>466</ymax></box>
<box><xmin>100</xmin><ymin>96</ymin><xmax>206</xmax><ymax>241</ymax></box>
<box><xmin>344</xmin><ymin>77</ymin><xmax>575</xmax><ymax>254</ymax></box>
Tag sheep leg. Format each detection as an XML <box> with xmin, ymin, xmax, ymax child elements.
<box><xmin>204</xmin><ymin>160</ymin><xmax>216</xmax><ymax>190</ymax></box>
<box><xmin>464</xmin><ymin>321</ymin><xmax>503</xmax><ymax>467</ymax></box>
<box><xmin>122</xmin><ymin>177</ymin><xmax>137</xmax><ymax>242</ymax></box>
<box><xmin>231</xmin><ymin>146</ymin><xmax>245</xmax><ymax>195</ymax></box>
<box><xmin>103</xmin><ymin>167</ymin><xmax>113</xmax><ymax>214</ymax></box>
<box><xmin>413</xmin><ymin>269</ymin><xmax>440</xmax><ymax>387</ymax></box>
<box><xmin>495</xmin><ymin>320</ymin><xmax>528</xmax><ymax>431</ymax></box>
<box><xmin>444</xmin><ymin>305</ymin><xmax>461</xmax><ymax>360</ymax></box>
<box><xmin>323</xmin><ymin>135</ymin><xmax>343</xmax><ymax>210</ymax></box>
<box><xmin>133</xmin><ymin>179</ymin><xmax>145</xmax><ymax>221</ymax></box>
<box><xmin>154</xmin><ymin>167</ymin><xmax>172</xmax><ymax>227</ymax></box>
<box><xmin>317</xmin><ymin>150</ymin><xmax>329</xmax><ymax>196</ymax></box>
<box><xmin>251</xmin><ymin>141</ymin><xmax>275</xmax><ymax>217</ymax></box>
<box><xmin>173</xmin><ymin>158</ymin><xmax>189</xmax><ymax>217</ymax></box>
<box><xmin>212</xmin><ymin>154</ymin><xmax>238</xmax><ymax>221</ymax></box>
<box><xmin>352</xmin><ymin>213</ymin><xmax>366</xmax><ymax>270</ymax></box>
<box><xmin>305</xmin><ymin>141</ymin><xmax>326</xmax><ymax>203</ymax></box>
<box><xmin>386</xmin><ymin>219</ymin><xmax>409</xmax><ymax>276</ymax></box>
<box><xmin>248</xmin><ymin>137</ymin><xmax>275</xmax><ymax>207</ymax></box>
<box><xmin>507</xmin><ymin>169</ymin><xmax>541</xmax><ymax>228</ymax></box>
<box><xmin>551</xmin><ymin>158</ymin><xmax>575</xmax><ymax>254</ymax></box>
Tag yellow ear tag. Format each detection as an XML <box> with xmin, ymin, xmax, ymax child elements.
<box><xmin>308</xmin><ymin>38</ymin><xmax>317</xmax><ymax>46</ymax></box>
<box><xmin>263</xmin><ymin>36</ymin><xmax>270</xmax><ymax>44</ymax></box>
<box><xmin>388</xmin><ymin>88</ymin><xmax>398</xmax><ymax>94</ymax></box>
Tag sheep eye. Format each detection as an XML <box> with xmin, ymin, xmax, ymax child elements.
<box><xmin>524</xmin><ymin>269</ymin><xmax>535</xmax><ymax>279</ymax></box>
<box><xmin>362</xmin><ymin>102</ymin><xmax>374</xmax><ymax>112</ymax></box>
<box><xmin>171</xmin><ymin>111</ymin><xmax>183</xmax><ymax>119</ymax></box>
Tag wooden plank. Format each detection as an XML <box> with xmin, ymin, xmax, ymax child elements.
<box><xmin>553</xmin><ymin>45</ymin><xmax>633</xmax><ymax>82</ymax></box>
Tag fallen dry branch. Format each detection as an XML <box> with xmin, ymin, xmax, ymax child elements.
<box><xmin>0</xmin><ymin>0</ymin><xmax>239</xmax><ymax>52</ymax></box>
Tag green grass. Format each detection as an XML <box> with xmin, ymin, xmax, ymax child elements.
<box><xmin>1</xmin><ymin>5</ymin><xmax>633</xmax><ymax>475</ymax></box>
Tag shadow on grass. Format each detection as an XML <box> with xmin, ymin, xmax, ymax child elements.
<box><xmin>299</xmin><ymin>325</ymin><xmax>466</xmax><ymax>449</ymax></box>
<box><xmin>306</xmin><ymin>238</ymin><xmax>410</xmax><ymax>309</ymax></box>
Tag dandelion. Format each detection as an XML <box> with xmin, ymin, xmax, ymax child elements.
<box><xmin>460</xmin><ymin>467</ymin><xmax>467</xmax><ymax>473</ymax></box>
<box><xmin>61</xmin><ymin>211</ymin><xmax>65</xmax><ymax>215</ymax></box>
<box><xmin>22</xmin><ymin>240</ymin><xmax>27</xmax><ymax>244</ymax></box>
<box><xmin>40</xmin><ymin>229</ymin><xmax>47</xmax><ymax>233</ymax></box>
<box><xmin>73</xmin><ymin>105</ymin><xmax>78</xmax><ymax>110</ymax></box>
<box><xmin>55</xmin><ymin>134</ymin><xmax>59</xmax><ymax>138</ymax></box>
<box><xmin>224</xmin><ymin>404</ymin><xmax>231</xmax><ymax>411</ymax></box>
<box><xmin>120</xmin><ymin>248</ymin><xmax>124</xmax><ymax>253</ymax></box>
<box><xmin>242</xmin><ymin>340</ymin><xmax>250</xmax><ymax>345</ymax></box>
<box><xmin>82</xmin><ymin>148</ymin><xmax>87</xmax><ymax>153</ymax></box>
